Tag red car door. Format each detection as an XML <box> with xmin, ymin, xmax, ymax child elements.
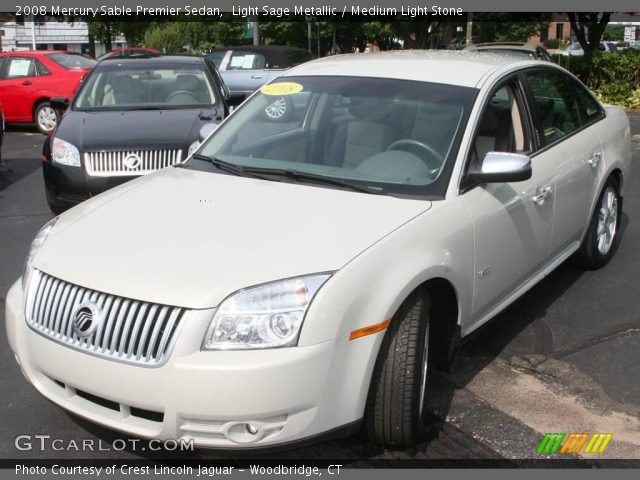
<box><xmin>0</xmin><ymin>56</ymin><xmax>41</xmax><ymax>122</ymax></box>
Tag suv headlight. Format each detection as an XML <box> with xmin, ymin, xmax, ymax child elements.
<box><xmin>187</xmin><ymin>140</ymin><xmax>200</xmax><ymax>157</ymax></box>
<box><xmin>51</xmin><ymin>137</ymin><xmax>81</xmax><ymax>167</ymax></box>
<box><xmin>22</xmin><ymin>218</ymin><xmax>57</xmax><ymax>292</ymax></box>
<box><xmin>202</xmin><ymin>273</ymin><xmax>331</xmax><ymax>350</ymax></box>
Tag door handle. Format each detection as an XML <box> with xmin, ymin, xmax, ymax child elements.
<box><xmin>250</xmin><ymin>75</ymin><xmax>265</xmax><ymax>79</ymax></box>
<box><xmin>532</xmin><ymin>185</ymin><xmax>553</xmax><ymax>206</ymax></box>
<box><xmin>587</xmin><ymin>152</ymin><xmax>601</xmax><ymax>168</ymax></box>
<box><xmin>22</xmin><ymin>80</ymin><xmax>32</xmax><ymax>86</ymax></box>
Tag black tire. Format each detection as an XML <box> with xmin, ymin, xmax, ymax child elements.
<box><xmin>365</xmin><ymin>287</ymin><xmax>431</xmax><ymax>447</ymax></box>
<box><xmin>573</xmin><ymin>176</ymin><xmax>622</xmax><ymax>270</ymax></box>
<box><xmin>34</xmin><ymin>101</ymin><xmax>59</xmax><ymax>135</ymax></box>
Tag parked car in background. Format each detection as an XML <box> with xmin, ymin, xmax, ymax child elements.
<box><xmin>7</xmin><ymin>51</ymin><xmax>631</xmax><ymax>450</ymax></box>
<box><xmin>207</xmin><ymin>45</ymin><xmax>312</xmax><ymax>119</ymax></box>
<box><xmin>563</xmin><ymin>41</ymin><xmax>619</xmax><ymax>56</ymax></box>
<box><xmin>0</xmin><ymin>51</ymin><xmax>96</xmax><ymax>134</ymax></box>
<box><xmin>467</xmin><ymin>42</ymin><xmax>552</xmax><ymax>61</ymax></box>
<box><xmin>0</xmin><ymin>101</ymin><xmax>4</xmax><ymax>164</ymax></box>
<box><xmin>41</xmin><ymin>55</ymin><xmax>240</xmax><ymax>213</ymax></box>
<box><xmin>97</xmin><ymin>47</ymin><xmax>160</xmax><ymax>61</ymax></box>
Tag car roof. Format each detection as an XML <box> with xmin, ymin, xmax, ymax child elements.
<box><xmin>97</xmin><ymin>55</ymin><xmax>205</xmax><ymax>67</ymax></box>
<box><xmin>282</xmin><ymin>50</ymin><xmax>533</xmax><ymax>88</ymax></box>
<box><xmin>468</xmin><ymin>42</ymin><xmax>540</xmax><ymax>52</ymax></box>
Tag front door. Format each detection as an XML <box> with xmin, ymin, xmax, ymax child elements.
<box><xmin>461</xmin><ymin>80</ymin><xmax>555</xmax><ymax>328</ymax></box>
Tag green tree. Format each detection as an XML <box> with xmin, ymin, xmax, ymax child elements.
<box><xmin>472</xmin><ymin>13</ymin><xmax>552</xmax><ymax>43</ymax></box>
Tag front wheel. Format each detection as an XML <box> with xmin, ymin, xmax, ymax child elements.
<box><xmin>365</xmin><ymin>287</ymin><xmax>431</xmax><ymax>447</ymax></box>
<box><xmin>34</xmin><ymin>101</ymin><xmax>59</xmax><ymax>134</ymax></box>
<box><xmin>573</xmin><ymin>177</ymin><xmax>622</xmax><ymax>270</ymax></box>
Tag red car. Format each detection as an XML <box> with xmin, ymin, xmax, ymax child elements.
<box><xmin>0</xmin><ymin>51</ymin><xmax>96</xmax><ymax>134</ymax></box>
<box><xmin>97</xmin><ymin>47</ymin><xmax>160</xmax><ymax>60</ymax></box>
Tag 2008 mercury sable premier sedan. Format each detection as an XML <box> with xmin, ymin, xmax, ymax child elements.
<box><xmin>5</xmin><ymin>51</ymin><xmax>632</xmax><ymax>449</ymax></box>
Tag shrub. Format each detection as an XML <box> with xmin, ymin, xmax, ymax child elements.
<box><xmin>551</xmin><ymin>49</ymin><xmax>640</xmax><ymax>108</ymax></box>
<box><xmin>543</xmin><ymin>38</ymin><xmax>560</xmax><ymax>49</ymax></box>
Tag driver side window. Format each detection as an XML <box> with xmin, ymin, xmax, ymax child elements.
<box><xmin>474</xmin><ymin>83</ymin><xmax>529</xmax><ymax>163</ymax></box>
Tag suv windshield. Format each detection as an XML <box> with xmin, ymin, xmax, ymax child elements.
<box><xmin>74</xmin><ymin>64</ymin><xmax>216</xmax><ymax>110</ymax></box>
<box><xmin>47</xmin><ymin>53</ymin><xmax>96</xmax><ymax>69</ymax></box>
<box><xmin>195</xmin><ymin>76</ymin><xmax>476</xmax><ymax>197</ymax></box>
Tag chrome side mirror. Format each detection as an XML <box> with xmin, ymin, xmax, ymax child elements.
<box><xmin>468</xmin><ymin>152</ymin><xmax>532</xmax><ymax>184</ymax></box>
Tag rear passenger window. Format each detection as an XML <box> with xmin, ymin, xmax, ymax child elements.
<box><xmin>572</xmin><ymin>81</ymin><xmax>604</xmax><ymax>125</ymax></box>
<box><xmin>526</xmin><ymin>70</ymin><xmax>580</xmax><ymax>146</ymax></box>
<box><xmin>35</xmin><ymin>59</ymin><xmax>50</xmax><ymax>76</ymax></box>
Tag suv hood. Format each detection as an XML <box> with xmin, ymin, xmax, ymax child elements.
<box><xmin>35</xmin><ymin>168</ymin><xmax>431</xmax><ymax>309</ymax></box>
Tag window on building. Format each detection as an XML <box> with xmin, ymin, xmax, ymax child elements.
<box><xmin>556</xmin><ymin>24</ymin><xmax>564</xmax><ymax>40</ymax></box>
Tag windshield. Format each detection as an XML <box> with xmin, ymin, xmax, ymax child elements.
<box><xmin>195</xmin><ymin>76</ymin><xmax>476</xmax><ymax>196</ymax></box>
<box><xmin>47</xmin><ymin>53</ymin><xmax>96</xmax><ymax>69</ymax></box>
<box><xmin>74</xmin><ymin>64</ymin><xmax>216</xmax><ymax>111</ymax></box>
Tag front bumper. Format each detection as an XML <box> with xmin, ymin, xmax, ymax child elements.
<box><xmin>5</xmin><ymin>280</ymin><xmax>377</xmax><ymax>448</ymax></box>
<box><xmin>42</xmin><ymin>161</ymin><xmax>138</xmax><ymax>207</ymax></box>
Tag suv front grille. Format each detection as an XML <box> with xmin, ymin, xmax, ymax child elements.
<box><xmin>25</xmin><ymin>270</ymin><xmax>185</xmax><ymax>367</ymax></box>
<box><xmin>84</xmin><ymin>149</ymin><xmax>183</xmax><ymax>177</ymax></box>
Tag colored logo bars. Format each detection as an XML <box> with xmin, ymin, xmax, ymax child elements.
<box><xmin>537</xmin><ymin>433</ymin><xmax>613</xmax><ymax>454</ymax></box>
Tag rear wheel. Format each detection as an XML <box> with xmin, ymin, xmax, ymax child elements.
<box><xmin>34</xmin><ymin>101</ymin><xmax>58</xmax><ymax>134</ymax></box>
<box><xmin>573</xmin><ymin>177</ymin><xmax>621</xmax><ymax>270</ymax></box>
<box><xmin>365</xmin><ymin>287</ymin><xmax>431</xmax><ymax>447</ymax></box>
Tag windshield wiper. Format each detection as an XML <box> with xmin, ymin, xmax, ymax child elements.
<box><xmin>190</xmin><ymin>154</ymin><xmax>272</xmax><ymax>181</ymax></box>
<box><xmin>120</xmin><ymin>106</ymin><xmax>164</xmax><ymax>111</ymax></box>
<box><xmin>240</xmin><ymin>166</ymin><xmax>385</xmax><ymax>195</ymax></box>
<box><xmin>190</xmin><ymin>155</ymin><xmax>385</xmax><ymax>195</ymax></box>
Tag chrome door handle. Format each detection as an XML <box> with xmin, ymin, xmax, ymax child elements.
<box><xmin>251</xmin><ymin>75</ymin><xmax>265</xmax><ymax>79</ymax></box>
<box><xmin>532</xmin><ymin>185</ymin><xmax>553</xmax><ymax>206</ymax></box>
<box><xmin>587</xmin><ymin>152</ymin><xmax>601</xmax><ymax>167</ymax></box>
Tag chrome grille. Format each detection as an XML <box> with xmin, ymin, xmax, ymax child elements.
<box><xmin>84</xmin><ymin>149</ymin><xmax>183</xmax><ymax>177</ymax></box>
<box><xmin>25</xmin><ymin>270</ymin><xmax>185</xmax><ymax>367</ymax></box>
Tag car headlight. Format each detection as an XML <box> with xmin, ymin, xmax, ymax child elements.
<box><xmin>202</xmin><ymin>273</ymin><xmax>331</xmax><ymax>350</ymax></box>
<box><xmin>51</xmin><ymin>137</ymin><xmax>80</xmax><ymax>167</ymax></box>
<box><xmin>187</xmin><ymin>140</ymin><xmax>200</xmax><ymax>158</ymax></box>
<box><xmin>22</xmin><ymin>218</ymin><xmax>57</xmax><ymax>292</ymax></box>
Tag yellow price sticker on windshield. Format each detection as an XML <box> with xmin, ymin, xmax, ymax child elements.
<box><xmin>260</xmin><ymin>82</ymin><xmax>303</xmax><ymax>96</ymax></box>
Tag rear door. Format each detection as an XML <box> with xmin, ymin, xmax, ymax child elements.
<box><xmin>0</xmin><ymin>56</ymin><xmax>41</xmax><ymax>121</ymax></box>
<box><xmin>522</xmin><ymin>68</ymin><xmax>603</xmax><ymax>256</ymax></box>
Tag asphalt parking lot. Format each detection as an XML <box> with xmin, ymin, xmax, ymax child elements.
<box><xmin>0</xmin><ymin>114</ymin><xmax>639</xmax><ymax>463</ymax></box>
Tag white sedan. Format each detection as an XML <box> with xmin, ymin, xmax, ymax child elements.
<box><xmin>6</xmin><ymin>51</ymin><xmax>631</xmax><ymax>448</ymax></box>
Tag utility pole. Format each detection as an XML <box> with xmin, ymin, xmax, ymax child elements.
<box><xmin>252</xmin><ymin>20</ymin><xmax>259</xmax><ymax>46</ymax></box>
<box><xmin>307</xmin><ymin>18</ymin><xmax>312</xmax><ymax>54</ymax></box>
<box><xmin>466</xmin><ymin>12</ymin><xmax>473</xmax><ymax>46</ymax></box>
<box><xmin>31</xmin><ymin>15</ymin><xmax>36</xmax><ymax>50</ymax></box>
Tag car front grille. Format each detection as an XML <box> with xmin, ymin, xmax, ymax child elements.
<box><xmin>25</xmin><ymin>270</ymin><xmax>185</xmax><ymax>367</ymax></box>
<box><xmin>84</xmin><ymin>149</ymin><xmax>183</xmax><ymax>177</ymax></box>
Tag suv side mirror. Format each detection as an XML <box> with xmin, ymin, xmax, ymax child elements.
<box><xmin>227</xmin><ymin>92</ymin><xmax>246</xmax><ymax>108</ymax></box>
<box><xmin>468</xmin><ymin>152</ymin><xmax>532</xmax><ymax>184</ymax></box>
<box><xmin>50</xmin><ymin>97</ymin><xmax>70</xmax><ymax>111</ymax></box>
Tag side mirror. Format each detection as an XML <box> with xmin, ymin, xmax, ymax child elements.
<box><xmin>227</xmin><ymin>92</ymin><xmax>246</xmax><ymax>108</ymax></box>
<box><xmin>468</xmin><ymin>152</ymin><xmax>532</xmax><ymax>184</ymax></box>
<box><xmin>50</xmin><ymin>97</ymin><xmax>70</xmax><ymax>112</ymax></box>
<box><xmin>198</xmin><ymin>123</ymin><xmax>219</xmax><ymax>143</ymax></box>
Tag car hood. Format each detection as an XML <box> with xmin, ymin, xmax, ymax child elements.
<box><xmin>55</xmin><ymin>109</ymin><xmax>220</xmax><ymax>152</ymax></box>
<box><xmin>35</xmin><ymin>168</ymin><xmax>431</xmax><ymax>309</ymax></box>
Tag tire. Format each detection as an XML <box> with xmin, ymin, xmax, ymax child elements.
<box><xmin>365</xmin><ymin>287</ymin><xmax>431</xmax><ymax>447</ymax></box>
<box><xmin>34</xmin><ymin>101</ymin><xmax>59</xmax><ymax>135</ymax></box>
<box><xmin>573</xmin><ymin>177</ymin><xmax>622</xmax><ymax>270</ymax></box>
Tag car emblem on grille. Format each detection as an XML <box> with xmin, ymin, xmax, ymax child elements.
<box><xmin>71</xmin><ymin>300</ymin><xmax>103</xmax><ymax>338</ymax></box>
<box><xmin>123</xmin><ymin>153</ymin><xmax>142</xmax><ymax>170</ymax></box>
